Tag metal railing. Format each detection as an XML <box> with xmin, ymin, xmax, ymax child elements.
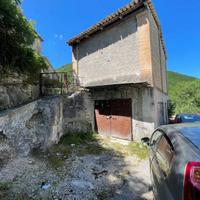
<box><xmin>39</xmin><ymin>72</ymin><xmax>75</xmax><ymax>96</ymax></box>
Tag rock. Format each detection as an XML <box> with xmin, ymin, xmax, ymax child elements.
<box><xmin>71</xmin><ymin>180</ymin><xmax>94</xmax><ymax>190</ymax></box>
<box><xmin>41</xmin><ymin>182</ymin><xmax>51</xmax><ymax>190</ymax></box>
<box><xmin>28</xmin><ymin>160</ymin><xmax>34</xmax><ymax>165</ymax></box>
<box><xmin>0</xmin><ymin>97</ymin><xmax>64</xmax><ymax>157</ymax></box>
<box><xmin>0</xmin><ymin>144</ymin><xmax>15</xmax><ymax>168</ymax></box>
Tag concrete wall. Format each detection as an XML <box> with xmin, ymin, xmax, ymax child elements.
<box><xmin>148</xmin><ymin>10</ymin><xmax>167</xmax><ymax>93</ymax></box>
<box><xmin>63</xmin><ymin>91</ymin><xmax>93</xmax><ymax>133</ymax></box>
<box><xmin>153</xmin><ymin>88</ymin><xmax>168</xmax><ymax>127</ymax></box>
<box><xmin>136</xmin><ymin>10</ymin><xmax>153</xmax><ymax>85</ymax></box>
<box><xmin>88</xmin><ymin>85</ymin><xmax>156</xmax><ymax>141</ymax></box>
<box><xmin>69</xmin><ymin>8</ymin><xmax>168</xmax><ymax>138</ymax></box>
<box><xmin>72</xmin><ymin>8</ymin><xmax>167</xmax><ymax>91</ymax></box>
<box><xmin>73</xmin><ymin>14</ymin><xmax>141</xmax><ymax>87</ymax></box>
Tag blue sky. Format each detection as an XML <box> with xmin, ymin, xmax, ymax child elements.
<box><xmin>22</xmin><ymin>0</ymin><xmax>200</xmax><ymax>78</ymax></box>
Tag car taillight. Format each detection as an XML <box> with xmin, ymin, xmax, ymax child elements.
<box><xmin>184</xmin><ymin>162</ymin><xmax>200</xmax><ymax>200</ymax></box>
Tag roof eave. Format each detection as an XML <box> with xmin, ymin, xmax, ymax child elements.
<box><xmin>67</xmin><ymin>1</ymin><xmax>145</xmax><ymax>46</ymax></box>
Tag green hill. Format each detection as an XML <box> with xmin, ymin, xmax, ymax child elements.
<box><xmin>168</xmin><ymin>71</ymin><xmax>200</xmax><ymax>114</ymax></box>
<box><xmin>56</xmin><ymin>64</ymin><xmax>200</xmax><ymax>114</ymax></box>
<box><xmin>168</xmin><ymin>71</ymin><xmax>198</xmax><ymax>88</ymax></box>
<box><xmin>57</xmin><ymin>63</ymin><xmax>72</xmax><ymax>73</ymax></box>
<box><xmin>56</xmin><ymin>64</ymin><xmax>73</xmax><ymax>82</ymax></box>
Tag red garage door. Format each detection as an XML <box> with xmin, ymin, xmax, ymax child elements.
<box><xmin>95</xmin><ymin>99</ymin><xmax>132</xmax><ymax>140</ymax></box>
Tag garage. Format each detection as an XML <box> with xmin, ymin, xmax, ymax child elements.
<box><xmin>95</xmin><ymin>99</ymin><xmax>132</xmax><ymax>140</ymax></box>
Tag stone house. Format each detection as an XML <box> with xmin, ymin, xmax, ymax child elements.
<box><xmin>67</xmin><ymin>0</ymin><xmax>168</xmax><ymax>141</ymax></box>
<box><xmin>33</xmin><ymin>31</ymin><xmax>43</xmax><ymax>54</ymax></box>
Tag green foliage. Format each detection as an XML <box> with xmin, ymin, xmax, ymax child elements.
<box><xmin>168</xmin><ymin>71</ymin><xmax>200</xmax><ymax>114</ymax></box>
<box><xmin>0</xmin><ymin>182</ymin><xmax>11</xmax><ymax>191</ymax></box>
<box><xmin>0</xmin><ymin>181</ymin><xmax>12</xmax><ymax>199</ymax></box>
<box><xmin>59</xmin><ymin>132</ymin><xmax>97</xmax><ymax>146</ymax></box>
<box><xmin>127</xmin><ymin>143</ymin><xmax>149</xmax><ymax>159</ymax></box>
<box><xmin>0</xmin><ymin>0</ymin><xmax>48</xmax><ymax>77</ymax></box>
<box><xmin>168</xmin><ymin>99</ymin><xmax>176</xmax><ymax>118</ymax></box>
<box><xmin>57</xmin><ymin>63</ymin><xmax>72</xmax><ymax>73</ymax></box>
<box><xmin>56</xmin><ymin>65</ymin><xmax>200</xmax><ymax>114</ymax></box>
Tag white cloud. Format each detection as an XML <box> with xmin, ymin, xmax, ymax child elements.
<box><xmin>59</xmin><ymin>34</ymin><xmax>63</xmax><ymax>40</ymax></box>
<box><xmin>54</xmin><ymin>34</ymin><xmax>64</xmax><ymax>40</ymax></box>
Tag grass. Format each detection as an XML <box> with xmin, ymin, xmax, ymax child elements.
<box><xmin>0</xmin><ymin>182</ymin><xmax>12</xmax><ymax>199</ymax></box>
<box><xmin>77</xmin><ymin>143</ymin><xmax>105</xmax><ymax>156</ymax></box>
<box><xmin>0</xmin><ymin>132</ymin><xmax>7</xmax><ymax>143</ymax></box>
<box><xmin>127</xmin><ymin>142</ymin><xmax>149</xmax><ymax>159</ymax></box>
<box><xmin>32</xmin><ymin>144</ymin><xmax>72</xmax><ymax>170</ymax></box>
<box><xmin>0</xmin><ymin>182</ymin><xmax>11</xmax><ymax>192</ymax></box>
<box><xmin>96</xmin><ymin>190</ymin><xmax>110</xmax><ymax>200</ymax></box>
<box><xmin>59</xmin><ymin>132</ymin><xmax>98</xmax><ymax>146</ymax></box>
<box><xmin>32</xmin><ymin>132</ymin><xmax>100</xmax><ymax>170</ymax></box>
<box><xmin>59</xmin><ymin>132</ymin><xmax>105</xmax><ymax>156</ymax></box>
<box><xmin>46</xmin><ymin>144</ymin><xmax>72</xmax><ymax>169</ymax></box>
<box><xmin>100</xmin><ymin>138</ymin><xmax>149</xmax><ymax>160</ymax></box>
<box><xmin>32</xmin><ymin>132</ymin><xmax>148</xmax><ymax>171</ymax></box>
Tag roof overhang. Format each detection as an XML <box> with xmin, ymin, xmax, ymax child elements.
<box><xmin>67</xmin><ymin>0</ymin><xmax>166</xmax><ymax>58</ymax></box>
<box><xmin>67</xmin><ymin>0</ymin><xmax>145</xmax><ymax>46</ymax></box>
<box><xmin>83</xmin><ymin>81</ymin><xmax>150</xmax><ymax>90</ymax></box>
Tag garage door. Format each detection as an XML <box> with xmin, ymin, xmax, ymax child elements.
<box><xmin>95</xmin><ymin>99</ymin><xmax>132</xmax><ymax>140</ymax></box>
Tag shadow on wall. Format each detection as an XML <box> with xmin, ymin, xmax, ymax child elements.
<box><xmin>75</xmin><ymin>15</ymin><xmax>138</xmax><ymax>60</ymax></box>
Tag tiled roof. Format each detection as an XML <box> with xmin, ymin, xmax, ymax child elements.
<box><xmin>67</xmin><ymin>0</ymin><xmax>166</xmax><ymax>57</ymax></box>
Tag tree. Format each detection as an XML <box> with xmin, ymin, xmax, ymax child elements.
<box><xmin>169</xmin><ymin>80</ymin><xmax>200</xmax><ymax>114</ymax></box>
<box><xmin>168</xmin><ymin>100</ymin><xmax>176</xmax><ymax>118</ymax></box>
<box><xmin>0</xmin><ymin>0</ymin><xmax>47</xmax><ymax>79</ymax></box>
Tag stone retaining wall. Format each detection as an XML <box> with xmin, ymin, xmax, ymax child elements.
<box><xmin>0</xmin><ymin>74</ymin><xmax>40</xmax><ymax>111</ymax></box>
<box><xmin>0</xmin><ymin>97</ymin><xmax>63</xmax><ymax>157</ymax></box>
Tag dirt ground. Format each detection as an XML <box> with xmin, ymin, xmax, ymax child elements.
<box><xmin>0</xmin><ymin>133</ymin><xmax>153</xmax><ymax>200</ymax></box>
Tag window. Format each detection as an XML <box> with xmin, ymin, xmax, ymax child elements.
<box><xmin>156</xmin><ymin>136</ymin><xmax>174</xmax><ymax>176</ymax></box>
<box><xmin>175</xmin><ymin>115</ymin><xmax>182</xmax><ymax>123</ymax></box>
<box><xmin>150</xmin><ymin>130</ymin><xmax>163</xmax><ymax>151</ymax></box>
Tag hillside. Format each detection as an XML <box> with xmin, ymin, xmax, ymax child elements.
<box><xmin>57</xmin><ymin>64</ymin><xmax>73</xmax><ymax>82</ymax></box>
<box><xmin>168</xmin><ymin>71</ymin><xmax>200</xmax><ymax>114</ymax></box>
<box><xmin>168</xmin><ymin>71</ymin><xmax>198</xmax><ymax>88</ymax></box>
<box><xmin>56</xmin><ymin>64</ymin><xmax>72</xmax><ymax>73</ymax></box>
<box><xmin>56</xmin><ymin>65</ymin><xmax>200</xmax><ymax>114</ymax></box>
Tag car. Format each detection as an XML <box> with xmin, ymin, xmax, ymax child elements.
<box><xmin>175</xmin><ymin>114</ymin><xmax>200</xmax><ymax>123</ymax></box>
<box><xmin>144</xmin><ymin>123</ymin><xmax>200</xmax><ymax>200</ymax></box>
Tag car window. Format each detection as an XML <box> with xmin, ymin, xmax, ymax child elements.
<box><xmin>156</xmin><ymin>135</ymin><xmax>174</xmax><ymax>177</ymax></box>
<box><xmin>150</xmin><ymin>130</ymin><xmax>163</xmax><ymax>150</ymax></box>
<box><xmin>181</xmin><ymin>114</ymin><xmax>200</xmax><ymax>123</ymax></box>
<box><xmin>175</xmin><ymin>115</ymin><xmax>181</xmax><ymax>123</ymax></box>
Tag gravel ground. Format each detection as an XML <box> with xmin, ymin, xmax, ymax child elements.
<box><xmin>0</xmin><ymin>136</ymin><xmax>153</xmax><ymax>200</ymax></box>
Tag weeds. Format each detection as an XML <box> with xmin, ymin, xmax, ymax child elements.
<box><xmin>100</xmin><ymin>139</ymin><xmax>149</xmax><ymax>160</ymax></box>
<box><xmin>32</xmin><ymin>132</ymin><xmax>148</xmax><ymax>171</ymax></box>
<box><xmin>127</xmin><ymin>142</ymin><xmax>149</xmax><ymax>159</ymax></box>
<box><xmin>77</xmin><ymin>144</ymin><xmax>105</xmax><ymax>156</ymax></box>
<box><xmin>0</xmin><ymin>182</ymin><xmax>12</xmax><ymax>199</ymax></box>
<box><xmin>59</xmin><ymin>132</ymin><xmax>98</xmax><ymax>145</ymax></box>
<box><xmin>31</xmin><ymin>132</ymin><xmax>100</xmax><ymax>169</ymax></box>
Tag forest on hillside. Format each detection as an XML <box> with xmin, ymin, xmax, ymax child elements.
<box><xmin>168</xmin><ymin>71</ymin><xmax>200</xmax><ymax>115</ymax></box>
